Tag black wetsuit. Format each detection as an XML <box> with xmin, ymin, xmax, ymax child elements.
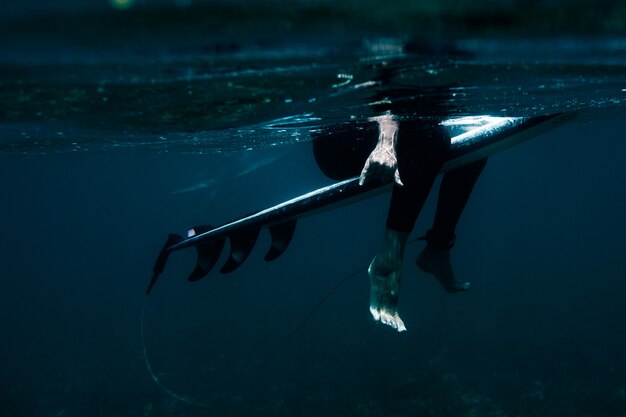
<box><xmin>388</xmin><ymin>118</ymin><xmax>486</xmax><ymax>248</ymax></box>
<box><xmin>312</xmin><ymin>115</ymin><xmax>486</xmax><ymax>248</ymax></box>
<box><xmin>313</xmin><ymin>79</ymin><xmax>486</xmax><ymax>249</ymax></box>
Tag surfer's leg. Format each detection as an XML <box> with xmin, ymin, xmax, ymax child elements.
<box><xmin>369</xmin><ymin>171</ymin><xmax>439</xmax><ymax>330</ymax></box>
<box><xmin>369</xmin><ymin>228</ymin><xmax>408</xmax><ymax>332</ymax></box>
<box><xmin>369</xmin><ymin>121</ymin><xmax>447</xmax><ymax>331</ymax></box>
<box><xmin>417</xmin><ymin>157</ymin><xmax>487</xmax><ymax>292</ymax></box>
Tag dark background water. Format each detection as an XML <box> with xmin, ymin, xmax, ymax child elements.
<box><xmin>2</xmin><ymin>118</ymin><xmax>626</xmax><ymax>417</ymax></box>
<box><xmin>1</xmin><ymin>1</ymin><xmax>626</xmax><ymax>416</ymax></box>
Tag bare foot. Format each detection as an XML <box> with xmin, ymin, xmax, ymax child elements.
<box><xmin>368</xmin><ymin>256</ymin><xmax>407</xmax><ymax>332</ymax></box>
<box><xmin>416</xmin><ymin>245</ymin><xmax>470</xmax><ymax>293</ymax></box>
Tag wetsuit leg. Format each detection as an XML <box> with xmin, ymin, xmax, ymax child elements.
<box><xmin>386</xmin><ymin>122</ymin><xmax>449</xmax><ymax>233</ymax></box>
<box><xmin>371</xmin><ymin>121</ymin><xmax>449</xmax><ymax>330</ymax></box>
<box><xmin>426</xmin><ymin>157</ymin><xmax>488</xmax><ymax>247</ymax></box>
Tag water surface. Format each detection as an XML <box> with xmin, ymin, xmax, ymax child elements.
<box><xmin>1</xmin><ymin>2</ymin><xmax>626</xmax><ymax>417</ymax></box>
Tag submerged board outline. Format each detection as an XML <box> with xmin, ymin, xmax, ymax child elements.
<box><xmin>146</xmin><ymin>112</ymin><xmax>573</xmax><ymax>294</ymax></box>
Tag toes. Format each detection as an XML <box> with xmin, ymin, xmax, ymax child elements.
<box><xmin>394</xmin><ymin>314</ymin><xmax>407</xmax><ymax>332</ymax></box>
<box><xmin>370</xmin><ymin>306</ymin><xmax>381</xmax><ymax>321</ymax></box>
<box><xmin>380</xmin><ymin>310</ymin><xmax>397</xmax><ymax>329</ymax></box>
<box><xmin>372</xmin><ymin>307</ymin><xmax>408</xmax><ymax>332</ymax></box>
<box><xmin>377</xmin><ymin>310</ymin><xmax>407</xmax><ymax>332</ymax></box>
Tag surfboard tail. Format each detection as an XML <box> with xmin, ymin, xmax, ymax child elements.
<box><xmin>147</xmin><ymin>218</ymin><xmax>301</xmax><ymax>294</ymax></box>
<box><xmin>146</xmin><ymin>233</ymin><xmax>184</xmax><ymax>294</ymax></box>
<box><xmin>146</xmin><ymin>111</ymin><xmax>574</xmax><ymax>295</ymax></box>
<box><xmin>185</xmin><ymin>225</ymin><xmax>225</xmax><ymax>282</ymax></box>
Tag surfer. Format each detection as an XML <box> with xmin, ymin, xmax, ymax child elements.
<box><xmin>311</xmin><ymin>110</ymin><xmax>486</xmax><ymax>332</ymax></box>
<box><xmin>360</xmin><ymin>113</ymin><xmax>486</xmax><ymax>332</ymax></box>
<box><xmin>150</xmin><ymin>43</ymin><xmax>566</xmax><ymax>335</ymax></box>
<box><xmin>313</xmin><ymin>72</ymin><xmax>487</xmax><ymax>332</ymax></box>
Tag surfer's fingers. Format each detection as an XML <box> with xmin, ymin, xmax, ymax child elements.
<box><xmin>360</xmin><ymin>159</ymin><xmax>385</xmax><ymax>185</ymax></box>
<box><xmin>359</xmin><ymin>160</ymin><xmax>371</xmax><ymax>186</ymax></box>
<box><xmin>394</xmin><ymin>169</ymin><xmax>403</xmax><ymax>187</ymax></box>
<box><xmin>363</xmin><ymin>160</ymin><xmax>397</xmax><ymax>186</ymax></box>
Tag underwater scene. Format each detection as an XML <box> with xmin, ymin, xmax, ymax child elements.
<box><xmin>1</xmin><ymin>1</ymin><xmax>626</xmax><ymax>416</ymax></box>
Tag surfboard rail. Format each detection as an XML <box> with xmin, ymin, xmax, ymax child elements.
<box><xmin>146</xmin><ymin>112</ymin><xmax>573</xmax><ymax>294</ymax></box>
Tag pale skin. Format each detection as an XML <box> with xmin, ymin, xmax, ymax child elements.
<box><xmin>361</xmin><ymin>114</ymin><xmax>473</xmax><ymax>332</ymax></box>
<box><xmin>359</xmin><ymin>114</ymin><xmax>408</xmax><ymax>332</ymax></box>
<box><xmin>359</xmin><ymin>114</ymin><xmax>403</xmax><ymax>187</ymax></box>
<box><xmin>368</xmin><ymin>228</ymin><xmax>408</xmax><ymax>332</ymax></box>
<box><xmin>361</xmin><ymin>115</ymin><xmax>471</xmax><ymax>332</ymax></box>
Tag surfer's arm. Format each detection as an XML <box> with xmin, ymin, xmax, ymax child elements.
<box><xmin>359</xmin><ymin>114</ymin><xmax>403</xmax><ymax>186</ymax></box>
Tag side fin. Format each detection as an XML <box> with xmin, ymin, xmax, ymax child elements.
<box><xmin>185</xmin><ymin>225</ymin><xmax>225</xmax><ymax>282</ymax></box>
<box><xmin>146</xmin><ymin>234</ymin><xmax>184</xmax><ymax>295</ymax></box>
<box><xmin>220</xmin><ymin>228</ymin><xmax>261</xmax><ymax>274</ymax></box>
<box><xmin>188</xmin><ymin>239</ymin><xmax>226</xmax><ymax>282</ymax></box>
<box><xmin>265</xmin><ymin>220</ymin><xmax>297</xmax><ymax>261</ymax></box>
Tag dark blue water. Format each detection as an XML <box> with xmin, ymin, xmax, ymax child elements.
<box><xmin>2</xmin><ymin>2</ymin><xmax>626</xmax><ymax>416</ymax></box>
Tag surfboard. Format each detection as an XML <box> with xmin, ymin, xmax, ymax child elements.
<box><xmin>146</xmin><ymin>112</ymin><xmax>574</xmax><ymax>294</ymax></box>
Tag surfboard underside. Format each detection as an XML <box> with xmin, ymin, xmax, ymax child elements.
<box><xmin>146</xmin><ymin>112</ymin><xmax>572</xmax><ymax>294</ymax></box>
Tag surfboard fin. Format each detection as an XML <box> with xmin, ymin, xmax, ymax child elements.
<box><xmin>146</xmin><ymin>233</ymin><xmax>184</xmax><ymax>295</ymax></box>
<box><xmin>220</xmin><ymin>228</ymin><xmax>261</xmax><ymax>274</ymax></box>
<box><xmin>265</xmin><ymin>220</ymin><xmax>297</xmax><ymax>261</ymax></box>
<box><xmin>186</xmin><ymin>225</ymin><xmax>226</xmax><ymax>282</ymax></box>
<box><xmin>188</xmin><ymin>240</ymin><xmax>225</xmax><ymax>281</ymax></box>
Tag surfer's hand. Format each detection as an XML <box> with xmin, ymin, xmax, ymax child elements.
<box><xmin>359</xmin><ymin>145</ymin><xmax>403</xmax><ymax>186</ymax></box>
<box><xmin>359</xmin><ymin>114</ymin><xmax>403</xmax><ymax>187</ymax></box>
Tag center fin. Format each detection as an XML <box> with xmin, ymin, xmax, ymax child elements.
<box><xmin>220</xmin><ymin>228</ymin><xmax>261</xmax><ymax>274</ymax></box>
<box><xmin>265</xmin><ymin>220</ymin><xmax>297</xmax><ymax>261</ymax></box>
